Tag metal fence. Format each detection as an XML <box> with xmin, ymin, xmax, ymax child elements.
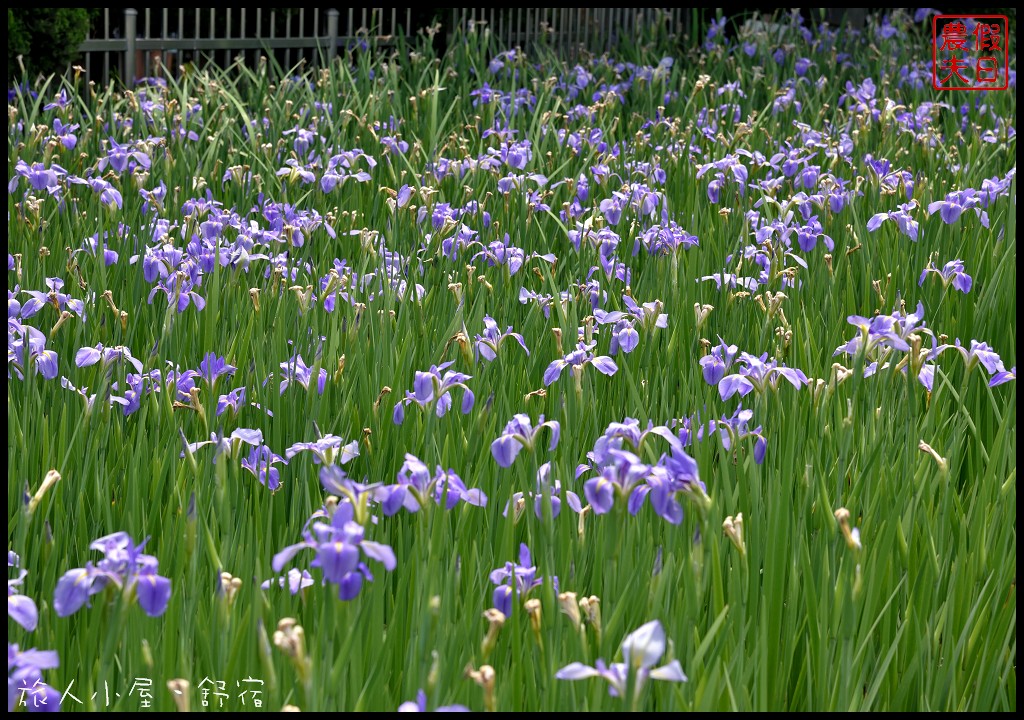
<box><xmin>76</xmin><ymin>8</ymin><xmax>871</xmax><ymax>85</ymax></box>
<box><xmin>449</xmin><ymin>8</ymin><xmax>692</xmax><ymax>56</ymax></box>
<box><xmin>77</xmin><ymin>7</ymin><xmax>698</xmax><ymax>85</ymax></box>
<box><xmin>78</xmin><ymin>8</ymin><xmax>412</xmax><ymax>84</ymax></box>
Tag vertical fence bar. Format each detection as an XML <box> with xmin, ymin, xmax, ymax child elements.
<box><xmin>162</xmin><ymin>7</ymin><xmax>170</xmax><ymax>77</ymax></box>
<box><xmin>240</xmin><ymin>8</ymin><xmax>247</xmax><ymax>68</ymax></box>
<box><xmin>314</xmin><ymin>8</ymin><xmax>320</xmax><ymax>58</ymax></box>
<box><xmin>285</xmin><ymin>10</ymin><xmax>292</xmax><ymax>70</ymax></box>
<box><xmin>194</xmin><ymin>9</ymin><xmax>200</xmax><ymax>71</ymax></box>
<box><xmin>103</xmin><ymin>9</ymin><xmax>110</xmax><ymax>85</ymax></box>
<box><xmin>327</xmin><ymin>9</ymin><xmax>339</xmax><ymax>61</ymax></box>
<box><xmin>124</xmin><ymin>9</ymin><xmax>137</xmax><ymax>84</ymax></box>
<box><xmin>583</xmin><ymin>8</ymin><xmax>591</xmax><ymax>55</ymax></box>
<box><xmin>252</xmin><ymin>8</ymin><xmax>260</xmax><ymax>71</ymax></box>
<box><xmin>209</xmin><ymin>9</ymin><xmax>215</xmax><ymax>70</ymax></box>
<box><xmin>143</xmin><ymin>8</ymin><xmax>150</xmax><ymax>78</ymax></box>
<box><xmin>225</xmin><ymin>9</ymin><xmax>232</xmax><ymax>68</ymax></box>
<box><xmin>271</xmin><ymin>6</ymin><xmax>277</xmax><ymax>70</ymax></box>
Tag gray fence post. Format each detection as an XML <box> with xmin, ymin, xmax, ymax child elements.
<box><xmin>327</xmin><ymin>9</ymin><xmax>339</xmax><ymax>61</ymax></box>
<box><xmin>124</xmin><ymin>8</ymin><xmax>137</xmax><ymax>84</ymax></box>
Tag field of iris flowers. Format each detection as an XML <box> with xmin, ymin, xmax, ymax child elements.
<box><xmin>7</xmin><ymin>9</ymin><xmax>1017</xmax><ymax>712</ymax></box>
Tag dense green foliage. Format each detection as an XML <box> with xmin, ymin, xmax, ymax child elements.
<box><xmin>7</xmin><ymin>9</ymin><xmax>93</xmax><ymax>80</ymax></box>
<box><xmin>7</xmin><ymin>10</ymin><xmax>1016</xmax><ymax>713</ymax></box>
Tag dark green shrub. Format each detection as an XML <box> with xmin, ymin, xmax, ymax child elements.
<box><xmin>8</xmin><ymin>9</ymin><xmax>93</xmax><ymax>80</ymax></box>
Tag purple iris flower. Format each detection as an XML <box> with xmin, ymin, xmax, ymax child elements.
<box><xmin>594</xmin><ymin>296</ymin><xmax>668</xmax><ymax>355</ymax></box>
<box><xmin>275</xmin><ymin>159</ymin><xmax>316</xmax><ymax>185</ymax></box>
<box><xmin>79</xmin><ymin>230</ymin><xmax>120</xmax><ymax>266</ymax></box>
<box><xmin>98</xmin><ymin>138</ymin><xmax>151</xmax><ymax>174</ymax></box>
<box><xmin>279</xmin><ymin>354</ymin><xmax>327</xmax><ymax>395</ymax></box>
<box><xmin>577</xmin><ymin>426</ymin><xmax>704</xmax><ymax>528</ymax></box>
<box><xmin>86</xmin><ymin>177</ymin><xmax>124</xmax><ymax>210</ymax></box>
<box><xmin>918</xmin><ymin>363</ymin><xmax>938</xmax><ymax>393</ymax></box>
<box><xmin>519</xmin><ymin>287</ymin><xmax>571</xmax><ymax>319</ymax></box>
<box><xmin>704</xmin><ymin>16</ymin><xmax>726</xmax><ymax>46</ymax></box>
<box><xmin>544</xmin><ymin>341</ymin><xmax>618</xmax><ymax>386</ymax></box>
<box><xmin>717</xmin><ymin>353</ymin><xmax>809</xmax><ymax>401</ymax></box>
<box><xmin>927</xmin><ymin>190</ymin><xmax>989</xmax><ymax>228</ymax></box>
<box><xmin>271</xmin><ymin>501</ymin><xmax>396</xmax><ymax>601</ymax></box>
<box><xmin>700</xmin><ymin>339</ymin><xmax>739</xmax><ymax>385</ymax></box>
<box><xmin>495</xmin><ymin>172</ymin><xmax>548</xmax><ymax>197</ymax></box>
<box><xmin>489</xmin><ymin>544</ymin><xmax>554</xmax><ymax>616</ymax></box>
<box><xmin>568</xmin><ymin>224</ymin><xmax>620</xmax><ymax>255</ymax></box>
<box><xmin>19</xmin><ymin>278</ymin><xmax>85</xmax><ymax>319</ymax></box>
<box><xmin>505</xmin><ymin>462</ymin><xmax>583</xmax><ymax>520</ymax></box>
<box><xmin>398</xmin><ymin>689</ymin><xmax>470</xmax><ymax>713</ymax></box>
<box><xmin>696</xmin><ymin>155</ymin><xmax>749</xmax><ymax>198</ymax></box>
<box><xmin>260</xmin><ymin>568</ymin><xmax>315</xmax><ymax>595</ymax></box>
<box><xmin>42</xmin><ymin>88</ymin><xmax>71</xmax><ymax>110</ymax></box>
<box><xmin>8</xmin><ymin>324</ymin><xmax>59</xmax><ymax>381</ymax></box>
<box><xmin>377</xmin><ymin>453</ymin><xmax>487</xmax><ymax>515</ymax></box>
<box><xmin>490</xmin><ymin>414</ymin><xmax>560</xmax><ymax>468</ymax></box>
<box><xmin>556</xmin><ymin>620</ymin><xmax>686</xmax><ymax>698</ymax></box>
<box><xmin>8</xmin><ymin>554</ymin><xmax>38</xmax><ymax>632</ymax></box>
<box><xmin>578</xmin><ymin>418</ymin><xmax>684</xmax><ymax>479</ymax></box>
<box><xmin>930</xmin><ymin>339</ymin><xmax>1006</xmax><ymax>377</ymax></box>
<box><xmin>110</xmin><ymin>369</ymin><xmax>162</xmax><ymax>416</ymax></box>
<box><xmin>241</xmin><ymin>445</ymin><xmax>288</xmax><ymax>491</ymax></box>
<box><xmin>380</xmin><ymin>138</ymin><xmax>407</xmax><ymax>158</ymax></box>
<box><xmin>636</xmin><ymin>222</ymin><xmax>699</xmax><ymax>255</ymax></box>
<box><xmin>8</xmin><ymin>644</ymin><xmax>62</xmax><ymax>712</ymax></box>
<box><xmin>199</xmin><ymin>353</ymin><xmax>237</xmax><ymax>389</ymax></box>
<box><xmin>583</xmin><ymin>448</ymin><xmax>651</xmax><ymax>515</ymax></box>
<box><xmin>182</xmin><ymin>428</ymin><xmax>263</xmax><ymax>462</ymax></box>
<box><xmin>659</xmin><ymin>445</ymin><xmax>708</xmax><ymax>497</ymax></box>
<box><xmin>628</xmin><ymin>464</ymin><xmax>689</xmax><ymax>524</ymax></box>
<box><xmin>599</xmin><ymin>192</ymin><xmax>627</xmax><ymax>225</ymax></box>
<box><xmin>989</xmin><ymin>366</ymin><xmax>1016</xmax><ymax>387</ymax></box>
<box><xmin>216</xmin><ymin>387</ymin><xmax>247</xmax><ymax>416</ymax></box>
<box><xmin>697</xmin><ymin>272</ymin><xmax>762</xmax><ymax>291</ymax></box>
<box><xmin>319</xmin><ymin>466</ymin><xmax>382</xmax><ymax>511</ymax></box>
<box><xmin>713</xmin><ymin>407</ymin><xmax>768</xmax><ymax>464</ymax></box>
<box><xmin>835</xmin><ymin>303</ymin><xmax>928</xmax><ymax>359</ymax></box>
<box><xmin>474</xmin><ymin>316</ymin><xmax>530</xmax><ymax>363</ymax></box>
<box><xmin>74</xmin><ymin>344</ymin><xmax>144</xmax><ymax>373</ymax></box>
<box><xmin>50</xmin><ymin>118</ymin><xmax>79</xmax><ymax>150</ymax></box>
<box><xmin>395</xmin><ymin>184</ymin><xmax>414</xmax><ymax>206</ymax></box>
<box><xmin>285</xmin><ymin>434</ymin><xmax>360</xmax><ymax>466</ymax></box>
<box><xmin>795</xmin><ymin>216</ymin><xmax>833</xmax><ymax>252</ymax></box>
<box><xmin>472</xmin><ymin>236</ymin><xmax>525</xmax><ymax>275</ymax></box>
<box><xmin>393</xmin><ymin>361</ymin><xmax>475</xmax><ymax>424</ymax></box>
<box><xmin>53</xmin><ymin>532</ymin><xmax>171</xmax><ymax>617</ymax></box>
<box><xmin>919</xmin><ymin>259</ymin><xmax>972</xmax><ymax>294</ymax></box>
<box><xmin>8</xmin><ymin>160</ymin><xmax>66</xmax><ymax>193</ymax></box>
<box><xmin>318</xmin><ymin>151</ymin><xmax>375</xmax><ymax>192</ymax></box>
<box><xmin>866</xmin><ymin>202</ymin><xmax>919</xmax><ymax>240</ymax></box>
<box><xmin>165</xmin><ymin>367</ymin><xmax>200</xmax><ymax>403</ymax></box>
<box><xmin>147</xmin><ymin>273</ymin><xmax>206</xmax><ymax>312</ymax></box>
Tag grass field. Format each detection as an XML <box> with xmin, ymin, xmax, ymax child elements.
<box><xmin>7</xmin><ymin>9</ymin><xmax>1016</xmax><ymax>712</ymax></box>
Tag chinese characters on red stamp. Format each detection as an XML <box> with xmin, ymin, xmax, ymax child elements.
<box><xmin>932</xmin><ymin>15</ymin><xmax>1010</xmax><ymax>91</ymax></box>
